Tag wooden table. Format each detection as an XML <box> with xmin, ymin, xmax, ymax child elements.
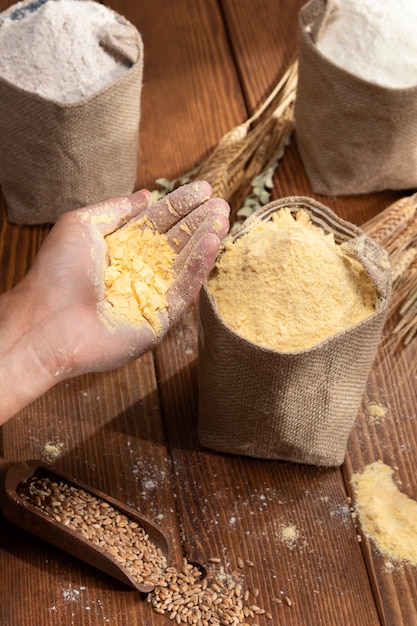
<box><xmin>1</xmin><ymin>1</ymin><xmax>416</xmax><ymax>625</ymax></box>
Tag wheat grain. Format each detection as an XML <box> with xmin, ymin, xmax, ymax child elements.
<box><xmin>362</xmin><ymin>194</ymin><xmax>417</xmax><ymax>246</ymax></box>
<box><xmin>362</xmin><ymin>193</ymin><xmax>417</xmax><ymax>349</ymax></box>
<box><xmin>21</xmin><ymin>474</ymin><xmax>278</xmax><ymax>624</ymax></box>
<box><xmin>390</xmin><ymin>247</ymin><xmax>417</xmax><ymax>282</ymax></box>
<box><xmin>383</xmin><ymin>215</ymin><xmax>417</xmax><ymax>257</ymax></box>
<box><xmin>148</xmin><ymin>558</ymin><xmax>272</xmax><ymax>625</ymax></box>
<box><xmin>197</xmin><ymin>123</ymin><xmax>249</xmax><ymax>181</ymax></box>
<box><xmin>18</xmin><ymin>476</ymin><xmax>167</xmax><ymax>586</ymax></box>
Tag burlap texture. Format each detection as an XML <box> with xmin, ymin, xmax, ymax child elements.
<box><xmin>198</xmin><ymin>197</ymin><xmax>392</xmax><ymax>466</ymax></box>
<box><xmin>0</xmin><ymin>0</ymin><xmax>144</xmax><ymax>224</ymax></box>
<box><xmin>295</xmin><ymin>0</ymin><xmax>417</xmax><ymax>196</ymax></box>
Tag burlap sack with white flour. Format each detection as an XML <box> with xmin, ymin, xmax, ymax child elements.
<box><xmin>198</xmin><ymin>197</ymin><xmax>391</xmax><ymax>466</ymax></box>
<box><xmin>295</xmin><ymin>0</ymin><xmax>417</xmax><ymax>196</ymax></box>
<box><xmin>0</xmin><ymin>0</ymin><xmax>144</xmax><ymax>224</ymax></box>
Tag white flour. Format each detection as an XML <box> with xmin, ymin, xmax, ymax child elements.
<box><xmin>316</xmin><ymin>0</ymin><xmax>417</xmax><ymax>88</ymax></box>
<box><xmin>0</xmin><ymin>0</ymin><xmax>129</xmax><ymax>102</ymax></box>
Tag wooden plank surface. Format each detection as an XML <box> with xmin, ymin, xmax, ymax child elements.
<box><xmin>0</xmin><ymin>0</ymin><xmax>416</xmax><ymax>625</ymax></box>
<box><xmin>154</xmin><ymin>310</ymin><xmax>382</xmax><ymax>626</ymax></box>
<box><xmin>344</xmin><ymin>336</ymin><xmax>417</xmax><ymax>626</ymax></box>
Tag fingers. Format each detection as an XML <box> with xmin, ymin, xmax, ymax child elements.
<box><xmin>166</xmin><ymin>196</ymin><xmax>229</xmax><ymax>318</ymax></box>
<box><xmin>167</xmin><ymin>210</ymin><xmax>229</xmax><ymax>319</ymax></box>
<box><xmin>77</xmin><ymin>189</ymin><xmax>152</xmax><ymax>236</ymax></box>
<box><xmin>167</xmin><ymin>197</ymin><xmax>230</xmax><ymax>252</ymax></box>
<box><xmin>172</xmin><ymin>207</ymin><xmax>229</xmax><ymax>274</ymax></box>
<box><xmin>144</xmin><ymin>180</ymin><xmax>213</xmax><ymax>232</ymax></box>
<box><xmin>168</xmin><ymin>233</ymin><xmax>222</xmax><ymax>316</ymax></box>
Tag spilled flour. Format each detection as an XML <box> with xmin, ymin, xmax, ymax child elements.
<box><xmin>104</xmin><ymin>217</ymin><xmax>175</xmax><ymax>333</ymax></box>
<box><xmin>364</xmin><ymin>401</ymin><xmax>389</xmax><ymax>424</ymax></box>
<box><xmin>280</xmin><ymin>525</ymin><xmax>299</xmax><ymax>549</ymax></box>
<box><xmin>352</xmin><ymin>461</ymin><xmax>417</xmax><ymax>566</ymax></box>
<box><xmin>208</xmin><ymin>208</ymin><xmax>377</xmax><ymax>351</ymax></box>
<box><xmin>42</xmin><ymin>441</ymin><xmax>64</xmax><ymax>461</ymax></box>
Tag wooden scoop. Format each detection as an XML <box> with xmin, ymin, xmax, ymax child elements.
<box><xmin>0</xmin><ymin>457</ymin><xmax>171</xmax><ymax>592</ymax></box>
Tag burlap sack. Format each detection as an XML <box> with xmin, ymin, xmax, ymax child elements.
<box><xmin>198</xmin><ymin>196</ymin><xmax>392</xmax><ymax>466</ymax></box>
<box><xmin>295</xmin><ymin>0</ymin><xmax>417</xmax><ymax>196</ymax></box>
<box><xmin>0</xmin><ymin>0</ymin><xmax>144</xmax><ymax>224</ymax></box>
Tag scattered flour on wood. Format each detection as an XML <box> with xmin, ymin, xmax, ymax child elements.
<box><xmin>316</xmin><ymin>0</ymin><xmax>417</xmax><ymax>88</ymax></box>
<box><xmin>62</xmin><ymin>586</ymin><xmax>85</xmax><ymax>602</ymax></box>
<box><xmin>364</xmin><ymin>401</ymin><xmax>389</xmax><ymax>424</ymax></box>
<box><xmin>280</xmin><ymin>525</ymin><xmax>299</xmax><ymax>549</ymax></box>
<box><xmin>0</xmin><ymin>0</ymin><xmax>129</xmax><ymax>102</ymax></box>
<box><xmin>42</xmin><ymin>440</ymin><xmax>64</xmax><ymax>461</ymax></box>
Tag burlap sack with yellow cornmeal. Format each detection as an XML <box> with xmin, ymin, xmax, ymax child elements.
<box><xmin>295</xmin><ymin>0</ymin><xmax>417</xmax><ymax>195</ymax></box>
<box><xmin>198</xmin><ymin>197</ymin><xmax>392</xmax><ymax>466</ymax></box>
<box><xmin>0</xmin><ymin>0</ymin><xmax>144</xmax><ymax>224</ymax></box>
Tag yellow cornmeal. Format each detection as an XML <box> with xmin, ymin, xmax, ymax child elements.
<box><xmin>208</xmin><ymin>208</ymin><xmax>378</xmax><ymax>351</ymax></box>
<box><xmin>352</xmin><ymin>461</ymin><xmax>417</xmax><ymax>566</ymax></box>
<box><xmin>280</xmin><ymin>525</ymin><xmax>299</xmax><ymax>548</ymax></box>
<box><xmin>104</xmin><ymin>218</ymin><xmax>176</xmax><ymax>332</ymax></box>
<box><xmin>365</xmin><ymin>401</ymin><xmax>389</xmax><ymax>423</ymax></box>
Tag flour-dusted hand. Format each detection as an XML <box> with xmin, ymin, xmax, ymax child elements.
<box><xmin>101</xmin><ymin>181</ymin><xmax>230</xmax><ymax>337</ymax></box>
<box><xmin>0</xmin><ymin>182</ymin><xmax>230</xmax><ymax>426</ymax></box>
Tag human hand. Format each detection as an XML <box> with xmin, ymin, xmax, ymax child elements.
<box><xmin>0</xmin><ymin>181</ymin><xmax>230</xmax><ymax>424</ymax></box>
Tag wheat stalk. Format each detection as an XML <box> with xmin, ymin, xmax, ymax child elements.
<box><xmin>361</xmin><ymin>194</ymin><xmax>417</xmax><ymax>245</ymax></box>
<box><xmin>152</xmin><ymin>59</ymin><xmax>298</xmax><ymax>224</ymax></box>
<box><xmin>391</xmin><ymin>246</ymin><xmax>417</xmax><ymax>282</ymax></box>
<box><xmin>151</xmin><ymin>57</ymin><xmax>416</xmax><ymax>350</ymax></box>
<box><xmin>362</xmin><ymin>194</ymin><xmax>417</xmax><ymax>350</ymax></box>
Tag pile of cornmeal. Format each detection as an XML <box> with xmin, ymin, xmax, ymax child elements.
<box><xmin>352</xmin><ymin>461</ymin><xmax>417</xmax><ymax>567</ymax></box>
<box><xmin>104</xmin><ymin>218</ymin><xmax>175</xmax><ymax>332</ymax></box>
<box><xmin>208</xmin><ymin>208</ymin><xmax>378</xmax><ymax>351</ymax></box>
